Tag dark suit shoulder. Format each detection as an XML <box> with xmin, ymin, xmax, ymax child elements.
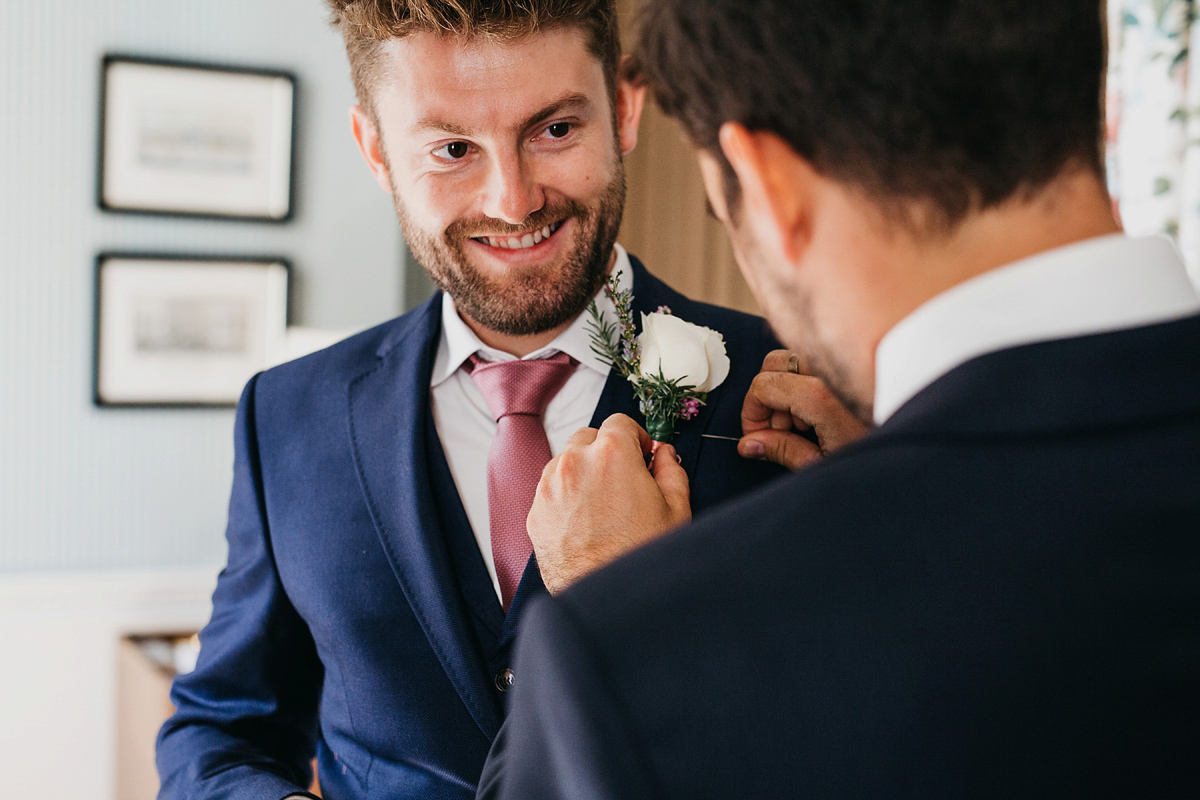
<box><xmin>627</xmin><ymin>254</ymin><xmax>778</xmax><ymax>352</ymax></box>
<box><xmin>531</xmin><ymin>397</ymin><xmax>1200</xmax><ymax>796</ymax></box>
<box><xmin>685</xmin><ymin>295</ymin><xmax>773</xmax><ymax>336</ymax></box>
<box><xmin>665</xmin><ymin>289</ymin><xmax>772</xmax><ymax>338</ymax></box>
<box><xmin>251</xmin><ymin>295</ymin><xmax>441</xmax><ymax>415</ymax></box>
<box><xmin>554</xmin><ymin>450</ymin><xmax>861</xmax><ymax>634</ymax></box>
<box><xmin>561</xmin><ymin>384</ymin><xmax>1200</xmax><ymax>637</ymax></box>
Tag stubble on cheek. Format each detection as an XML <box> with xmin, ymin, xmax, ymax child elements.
<box><xmin>728</xmin><ymin>220</ymin><xmax>875</xmax><ymax>424</ymax></box>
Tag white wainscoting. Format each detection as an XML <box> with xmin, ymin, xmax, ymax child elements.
<box><xmin>0</xmin><ymin>568</ymin><xmax>218</xmax><ymax>799</ymax></box>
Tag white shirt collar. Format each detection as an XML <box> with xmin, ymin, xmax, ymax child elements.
<box><xmin>873</xmin><ymin>234</ymin><xmax>1200</xmax><ymax>425</ymax></box>
<box><xmin>430</xmin><ymin>244</ymin><xmax>634</xmax><ymax>387</ymax></box>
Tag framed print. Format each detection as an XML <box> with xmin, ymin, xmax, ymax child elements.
<box><xmin>98</xmin><ymin>55</ymin><xmax>296</xmax><ymax>221</ymax></box>
<box><xmin>94</xmin><ymin>254</ymin><xmax>291</xmax><ymax>407</ymax></box>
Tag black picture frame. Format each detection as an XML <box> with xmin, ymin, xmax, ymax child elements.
<box><xmin>93</xmin><ymin>252</ymin><xmax>293</xmax><ymax>408</ymax></box>
<box><xmin>97</xmin><ymin>54</ymin><xmax>298</xmax><ymax>223</ymax></box>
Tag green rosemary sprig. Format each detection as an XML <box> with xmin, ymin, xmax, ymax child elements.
<box><xmin>585</xmin><ymin>271</ymin><xmax>640</xmax><ymax>377</ymax></box>
<box><xmin>585</xmin><ymin>299</ymin><xmax>624</xmax><ymax>372</ymax></box>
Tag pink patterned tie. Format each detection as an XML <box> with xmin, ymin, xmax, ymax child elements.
<box><xmin>467</xmin><ymin>352</ymin><xmax>578</xmax><ymax>612</ymax></box>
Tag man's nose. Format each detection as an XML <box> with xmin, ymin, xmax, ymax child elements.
<box><xmin>480</xmin><ymin>150</ymin><xmax>545</xmax><ymax>225</ymax></box>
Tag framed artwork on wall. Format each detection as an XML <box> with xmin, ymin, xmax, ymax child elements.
<box><xmin>94</xmin><ymin>253</ymin><xmax>291</xmax><ymax>407</ymax></box>
<box><xmin>98</xmin><ymin>55</ymin><xmax>296</xmax><ymax>221</ymax></box>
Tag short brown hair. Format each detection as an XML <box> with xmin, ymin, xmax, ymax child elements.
<box><xmin>328</xmin><ymin>0</ymin><xmax>622</xmax><ymax>115</ymax></box>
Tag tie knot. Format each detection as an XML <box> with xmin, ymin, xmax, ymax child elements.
<box><xmin>467</xmin><ymin>351</ymin><xmax>578</xmax><ymax>422</ymax></box>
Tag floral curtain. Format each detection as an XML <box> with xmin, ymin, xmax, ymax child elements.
<box><xmin>1107</xmin><ymin>0</ymin><xmax>1200</xmax><ymax>285</ymax></box>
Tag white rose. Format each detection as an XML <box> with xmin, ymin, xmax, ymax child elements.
<box><xmin>637</xmin><ymin>312</ymin><xmax>731</xmax><ymax>393</ymax></box>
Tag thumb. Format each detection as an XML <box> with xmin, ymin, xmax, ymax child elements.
<box><xmin>649</xmin><ymin>445</ymin><xmax>692</xmax><ymax>525</ymax></box>
<box><xmin>739</xmin><ymin>430</ymin><xmax>822</xmax><ymax>470</ymax></box>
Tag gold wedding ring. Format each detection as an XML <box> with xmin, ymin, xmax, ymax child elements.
<box><xmin>787</xmin><ymin>353</ymin><xmax>801</xmax><ymax>374</ymax></box>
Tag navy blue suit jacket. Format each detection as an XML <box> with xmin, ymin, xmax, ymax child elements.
<box><xmin>155</xmin><ymin>257</ymin><xmax>786</xmax><ymax>800</ymax></box>
<box><xmin>490</xmin><ymin>313</ymin><xmax>1200</xmax><ymax>799</ymax></box>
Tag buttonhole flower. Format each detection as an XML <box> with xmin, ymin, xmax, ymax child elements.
<box><xmin>586</xmin><ymin>272</ymin><xmax>730</xmax><ymax>443</ymax></box>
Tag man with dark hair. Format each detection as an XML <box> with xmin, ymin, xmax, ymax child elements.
<box><xmin>487</xmin><ymin>0</ymin><xmax>1200</xmax><ymax>796</ymax></box>
<box><xmin>153</xmin><ymin>1</ymin><xmax>819</xmax><ymax>797</ymax></box>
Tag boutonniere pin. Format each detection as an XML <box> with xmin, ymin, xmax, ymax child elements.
<box><xmin>587</xmin><ymin>272</ymin><xmax>730</xmax><ymax>444</ymax></box>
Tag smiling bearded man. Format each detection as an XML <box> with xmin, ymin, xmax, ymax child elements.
<box><xmin>152</xmin><ymin>2</ymin><xmax>797</xmax><ymax>799</ymax></box>
<box><xmin>365</xmin><ymin>26</ymin><xmax>630</xmax><ymax>338</ymax></box>
<box><xmin>403</xmin><ymin>184</ymin><xmax>622</xmax><ymax>335</ymax></box>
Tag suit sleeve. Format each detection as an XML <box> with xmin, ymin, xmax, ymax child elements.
<box><xmin>156</xmin><ymin>375</ymin><xmax>323</xmax><ymax>800</ymax></box>
<box><xmin>481</xmin><ymin>597</ymin><xmax>662</xmax><ymax>800</ymax></box>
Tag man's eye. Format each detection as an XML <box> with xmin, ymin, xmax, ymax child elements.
<box><xmin>546</xmin><ymin>122</ymin><xmax>571</xmax><ymax>139</ymax></box>
<box><xmin>435</xmin><ymin>142</ymin><xmax>470</xmax><ymax>160</ymax></box>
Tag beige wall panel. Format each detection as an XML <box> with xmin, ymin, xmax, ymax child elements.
<box><xmin>616</xmin><ymin>0</ymin><xmax>761</xmax><ymax>315</ymax></box>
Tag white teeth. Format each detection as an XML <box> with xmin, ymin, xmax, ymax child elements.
<box><xmin>480</xmin><ymin>221</ymin><xmax>561</xmax><ymax>250</ymax></box>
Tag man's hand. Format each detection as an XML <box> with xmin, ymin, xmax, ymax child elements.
<box><xmin>528</xmin><ymin>414</ymin><xmax>691</xmax><ymax>594</ymax></box>
<box><xmin>739</xmin><ymin>350</ymin><xmax>870</xmax><ymax>469</ymax></box>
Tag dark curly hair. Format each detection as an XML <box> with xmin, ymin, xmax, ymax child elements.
<box><xmin>634</xmin><ymin>0</ymin><xmax>1106</xmax><ymax>231</ymax></box>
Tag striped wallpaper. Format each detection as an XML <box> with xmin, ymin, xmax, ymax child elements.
<box><xmin>0</xmin><ymin>0</ymin><xmax>404</xmax><ymax>572</ymax></box>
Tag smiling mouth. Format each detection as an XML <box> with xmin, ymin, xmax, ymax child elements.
<box><xmin>471</xmin><ymin>219</ymin><xmax>565</xmax><ymax>250</ymax></box>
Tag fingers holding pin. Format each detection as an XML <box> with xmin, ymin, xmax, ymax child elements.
<box><xmin>740</xmin><ymin>349</ymin><xmax>870</xmax><ymax>469</ymax></box>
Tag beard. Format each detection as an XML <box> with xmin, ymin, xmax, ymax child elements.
<box><xmin>777</xmin><ymin>292</ymin><xmax>874</xmax><ymax>425</ymax></box>
<box><xmin>727</xmin><ymin>215</ymin><xmax>875</xmax><ymax>425</ymax></box>
<box><xmin>394</xmin><ymin>165</ymin><xmax>626</xmax><ymax>337</ymax></box>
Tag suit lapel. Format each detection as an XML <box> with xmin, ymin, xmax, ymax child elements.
<box><xmin>346</xmin><ymin>296</ymin><xmax>503</xmax><ymax>740</ymax></box>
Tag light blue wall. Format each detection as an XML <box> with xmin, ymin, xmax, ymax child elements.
<box><xmin>0</xmin><ymin>0</ymin><xmax>405</xmax><ymax>572</ymax></box>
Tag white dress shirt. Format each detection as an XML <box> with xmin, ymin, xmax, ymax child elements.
<box><xmin>429</xmin><ymin>245</ymin><xmax>634</xmax><ymax>602</ymax></box>
<box><xmin>874</xmin><ymin>234</ymin><xmax>1200</xmax><ymax>425</ymax></box>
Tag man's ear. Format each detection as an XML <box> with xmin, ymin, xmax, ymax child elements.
<box><xmin>615</xmin><ymin>56</ymin><xmax>648</xmax><ymax>155</ymax></box>
<box><xmin>718</xmin><ymin>123</ymin><xmax>815</xmax><ymax>265</ymax></box>
<box><xmin>349</xmin><ymin>104</ymin><xmax>393</xmax><ymax>194</ymax></box>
